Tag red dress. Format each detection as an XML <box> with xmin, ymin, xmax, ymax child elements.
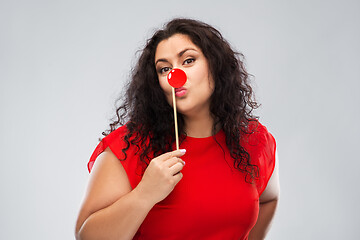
<box><xmin>88</xmin><ymin>122</ymin><xmax>276</xmax><ymax>240</ymax></box>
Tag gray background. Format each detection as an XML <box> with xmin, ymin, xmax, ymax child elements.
<box><xmin>1</xmin><ymin>0</ymin><xmax>359</xmax><ymax>239</ymax></box>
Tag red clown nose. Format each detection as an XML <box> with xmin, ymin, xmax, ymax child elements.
<box><xmin>167</xmin><ymin>69</ymin><xmax>187</xmax><ymax>88</ymax></box>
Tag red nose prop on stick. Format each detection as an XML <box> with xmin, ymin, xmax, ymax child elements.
<box><xmin>167</xmin><ymin>69</ymin><xmax>187</xmax><ymax>150</ymax></box>
<box><xmin>167</xmin><ymin>68</ymin><xmax>187</xmax><ymax>88</ymax></box>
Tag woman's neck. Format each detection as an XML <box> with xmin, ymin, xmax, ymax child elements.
<box><xmin>183</xmin><ymin>111</ymin><xmax>217</xmax><ymax>138</ymax></box>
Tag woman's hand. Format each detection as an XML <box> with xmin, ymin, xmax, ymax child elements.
<box><xmin>134</xmin><ymin>149</ymin><xmax>186</xmax><ymax>206</ymax></box>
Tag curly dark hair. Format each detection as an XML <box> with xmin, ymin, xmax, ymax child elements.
<box><xmin>104</xmin><ymin>18</ymin><xmax>260</xmax><ymax>181</ymax></box>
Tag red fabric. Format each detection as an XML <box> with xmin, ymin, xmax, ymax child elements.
<box><xmin>88</xmin><ymin>122</ymin><xmax>276</xmax><ymax>240</ymax></box>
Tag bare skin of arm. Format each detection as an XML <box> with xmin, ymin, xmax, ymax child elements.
<box><xmin>75</xmin><ymin>147</ymin><xmax>186</xmax><ymax>240</ymax></box>
<box><xmin>248</xmin><ymin>150</ymin><xmax>280</xmax><ymax>240</ymax></box>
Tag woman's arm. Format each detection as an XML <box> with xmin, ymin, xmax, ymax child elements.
<box><xmin>75</xmin><ymin>147</ymin><xmax>186</xmax><ymax>240</ymax></box>
<box><xmin>248</xmin><ymin>150</ymin><xmax>280</xmax><ymax>240</ymax></box>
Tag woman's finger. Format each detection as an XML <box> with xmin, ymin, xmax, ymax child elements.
<box><xmin>172</xmin><ymin>172</ymin><xmax>183</xmax><ymax>184</ymax></box>
<box><xmin>157</xmin><ymin>149</ymin><xmax>186</xmax><ymax>162</ymax></box>
<box><xmin>163</xmin><ymin>157</ymin><xmax>185</xmax><ymax>168</ymax></box>
<box><xmin>169</xmin><ymin>161</ymin><xmax>185</xmax><ymax>176</ymax></box>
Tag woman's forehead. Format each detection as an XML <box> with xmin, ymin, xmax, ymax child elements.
<box><xmin>155</xmin><ymin>34</ymin><xmax>201</xmax><ymax>61</ymax></box>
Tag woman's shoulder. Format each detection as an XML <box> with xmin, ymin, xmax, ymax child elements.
<box><xmin>88</xmin><ymin>124</ymin><xmax>131</xmax><ymax>173</ymax></box>
<box><xmin>242</xmin><ymin>119</ymin><xmax>275</xmax><ymax>147</ymax></box>
<box><xmin>244</xmin><ymin>119</ymin><xmax>277</xmax><ymax>195</ymax></box>
<box><xmin>102</xmin><ymin>125</ymin><xmax>129</xmax><ymax>143</ymax></box>
<box><xmin>88</xmin><ymin>124</ymin><xmax>144</xmax><ymax>188</ymax></box>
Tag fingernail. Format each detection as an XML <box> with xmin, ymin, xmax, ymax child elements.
<box><xmin>182</xmin><ymin>160</ymin><xmax>186</xmax><ymax>166</ymax></box>
<box><xmin>180</xmin><ymin>149</ymin><xmax>186</xmax><ymax>153</ymax></box>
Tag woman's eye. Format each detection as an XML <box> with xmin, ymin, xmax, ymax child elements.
<box><xmin>159</xmin><ymin>67</ymin><xmax>170</xmax><ymax>74</ymax></box>
<box><xmin>184</xmin><ymin>58</ymin><xmax>195</xmax><ymax>65</ymax></box>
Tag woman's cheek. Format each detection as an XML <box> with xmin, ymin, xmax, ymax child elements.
<box><xmin>158</xmin><ymin>78</ymin><xmax>172</xmax><ymax>104</ymax></box>
<box><xmin>158</xmin><ymin>76</ymin><xmax>167</xmax><ymax>90</ymax></box>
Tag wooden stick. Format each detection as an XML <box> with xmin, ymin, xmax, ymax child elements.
<box><xmin>172</xmin><ymin>87</ymin><xmax>179</xmax><ymax>150</ymax></box>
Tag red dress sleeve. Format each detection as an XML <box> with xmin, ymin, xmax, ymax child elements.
<box><xmin>243</xmin><ymin>121</ymin><xmax>277</xmax><ymax>196</ymax></box>
<box><xmin>87</xmin><ymin>125</ymin><xmax>143</xmax><ymax>189</ymax></box>
<box><xmin>257</xmin><ymin>123</ymin><xmax>276</xmax><ymax>196</ymax></box>
<box><xmin>87</xmin><ymin>125</ymin><xmax>128</xmax><ymax>172</ymax></box>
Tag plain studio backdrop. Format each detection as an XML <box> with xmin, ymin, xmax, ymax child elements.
<box><xmin>1</xmin><ymin>0</ymin><xmax>359</xmax><ymax>239</ymax></box>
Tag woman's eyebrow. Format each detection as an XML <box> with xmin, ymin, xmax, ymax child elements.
<box><xmin>178</xmin><ymin>48</ymin><xmax>197</xmax><ymax>57</ymax></box>
<box><xmin>155</xmin><ymin>48</ymin><xmax>198</xmax><ymax>65</ymax></box>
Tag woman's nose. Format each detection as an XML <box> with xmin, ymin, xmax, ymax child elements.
<box><xmin>167</xmin><ymin>68</ymin><xmax>187</xmax><ymax>88</ymax></box>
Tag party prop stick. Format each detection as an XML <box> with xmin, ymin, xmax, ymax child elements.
<box><xmin>171</xmin><ymin>87</ymin><xmax>179</xmax><ymax>150</ymax></box>
<box><xmin>167</xmin><ymin>69</ymin><xmax>187</xmax><ymax>150</ymax></box>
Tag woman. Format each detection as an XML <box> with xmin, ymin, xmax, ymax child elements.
<box><xmin>75</xmin><ymin>18</ymin><xmax>280</xmax><ymax>240</ymax></box>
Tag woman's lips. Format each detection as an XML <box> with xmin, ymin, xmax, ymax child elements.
<box><xmin>175</xmin><ymin>87</ymin><xmax>187</xmax><ymax>97</ymax></box>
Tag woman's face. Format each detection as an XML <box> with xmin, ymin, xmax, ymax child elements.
<box><xmin>155</xmin><ymin>34</ymin><xmax>214</xmax><ymax>117</ymax></box>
